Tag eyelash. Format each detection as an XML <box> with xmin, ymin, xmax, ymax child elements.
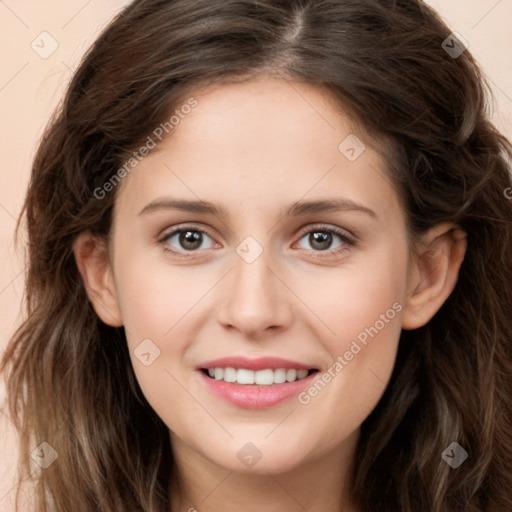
<box><xmin>158</xmin><ymin>224</ymin><xmax>356</xmax><ymax>259</ymax></box>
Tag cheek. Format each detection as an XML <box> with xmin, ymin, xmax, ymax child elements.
<box><xmin>113</xmin><ymin>255</ymin><xmax>202</xmax><ymax>425</ymax></box>
<box><xmin>113</xmin><ymin>248</ymin><xmax>205</xmax><ymax>344</ymax></box>
<box><xmin>300</xmin><ymin>245</ymin><xmax>408</xmax><ymax>356</ymax></box>
<box><xmin>112</xmin><ymin>251</ymin><xmax>215</xmax><ymax>408</ymax></box>
<box><xmin>294</xmin><ymin>247</ymin><xmax>407</xmax><ymax>438</ymax></box>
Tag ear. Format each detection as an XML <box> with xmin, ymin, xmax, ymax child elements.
<box><xmin>72</xmin><ymin>231</ymin><xmax>123</xmax><ymax>327</ymax></box>
<box><xmin>401</xmin><ymin>223</ymin><xmax>467</xmax><ymax>330</ymax></box>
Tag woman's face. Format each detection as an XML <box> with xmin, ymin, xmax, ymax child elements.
<box><xmin>107</xmin><ymin>76</ymin><xmax>411</xmax><ymax>474</ymax></box>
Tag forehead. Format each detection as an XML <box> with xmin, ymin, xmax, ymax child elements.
<box><xmin>113</xmin><ymin>76</ymin><xmax>402</xmax><ymax>224</ymax></box>
<box><xmin>176</xmin><ymin>77</ymin><xmax>359</xmax><ymax>152</ymax></box>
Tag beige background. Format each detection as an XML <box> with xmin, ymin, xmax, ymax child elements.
<box><xmin>1</xmin><ymin>1</ymin><xmax>511</xmax><ymax>509</ymax></box>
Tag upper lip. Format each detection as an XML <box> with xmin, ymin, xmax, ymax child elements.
<box><xmin>198</xmin><ymin>356</ymin><xmax>316</xmax><ymax>371</ymax></box>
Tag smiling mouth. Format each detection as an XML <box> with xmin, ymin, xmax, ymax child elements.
<box><xmin>200</xmin><ymin>367</ymin><xmax>319</xmax><ymax>385</ymax></box>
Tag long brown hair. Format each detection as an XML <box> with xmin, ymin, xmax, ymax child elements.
<box><xmin>2</xmin><ymin>0</ymin><xmax>512</xmax><ymax>510</ymax></box>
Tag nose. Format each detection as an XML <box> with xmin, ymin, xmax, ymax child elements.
<box><xmin>217</xmin><ymin>246</ymin><xmax>294</xmax><ymax>340</ymax></box>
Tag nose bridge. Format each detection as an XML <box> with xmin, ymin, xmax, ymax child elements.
<box><xmin>217</xmin><ymin>236</ymin><xmax>293</xmax><ymax>335</ymax></box>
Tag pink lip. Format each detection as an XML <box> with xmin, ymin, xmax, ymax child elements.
<box><xmin>198</xmin><ymin>356</ymin><xmax>315</xmax><ymax>371</ymax></box>
<box><xmin>197</xmin><ymin>357</ymin><xmax>318</xmax><ymax>409</ymax></box>
<box><xmin>196</xmin><ymin>356</ymin><xmax>319</xmax><ymax>409</ymax></box>
<box><xmin>198</xmin><ymin>371</ymin><xmax>317</xmax><ymax>409</ymax></box>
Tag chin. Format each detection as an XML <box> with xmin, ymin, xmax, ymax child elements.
<box><xmin>202</xmin><ymin>438</ymin><xmax>310</xmax><ymax>475</ymax></box>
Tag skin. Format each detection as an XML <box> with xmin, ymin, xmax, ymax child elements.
<box><xmin>74</xmin><ymin>76</ymin><xmax>467</xmax><ymax>512</ymax></box>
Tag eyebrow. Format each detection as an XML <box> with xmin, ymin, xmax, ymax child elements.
<box><xmin>138</xmin><ymin>197</ymin><xmax>377</xmax><ymax>219</ymax></box>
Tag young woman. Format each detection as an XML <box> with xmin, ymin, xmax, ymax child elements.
<box><xmin>2</xmin><ymin>0</ymin><xmax>512</xmax><ymax>510</ymax></box>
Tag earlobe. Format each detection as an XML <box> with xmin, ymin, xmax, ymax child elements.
<box><xmin>401</xmin><ymin>223</ymin><xmax>467</xmax><ymax>330</ymax></box>
<box><xmin>72</xmin><ymin>231</ymin><xmax>123</xmax><ymax>327</ymax></box>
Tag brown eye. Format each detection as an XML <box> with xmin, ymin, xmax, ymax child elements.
<box><xmin>178</xmin><ymin>230</ymin><xmax>203</xmax><ymax>250</ymax></box>
<box><xmin>308</xmin><ymin>231</ymin><xmax>334</xmax><ymax>251</ymax></box>
<box><xmin>296</xmin><ymin>226</ymin><xmax>354</xmax><ymax>253</ymax></box>
<box><xmin>160</xmin><ymin>227</ymin><xmax>215</xmax><ymax>253</ymax></box>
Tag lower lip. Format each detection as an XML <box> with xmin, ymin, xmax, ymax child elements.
<box><xmin>198</xmin><ymin>370</ymin><xmax>317</xmax><ymax>409</ymax></box>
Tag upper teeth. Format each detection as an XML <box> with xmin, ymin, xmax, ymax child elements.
<box><xmin>207</xmin><ymin>368</ymin><xmax>310</xmax><ymax>385</ymax></box>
